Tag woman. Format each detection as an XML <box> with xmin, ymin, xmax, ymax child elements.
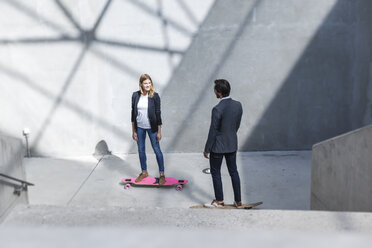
<box><xmin>131</xmin><ymin>74</ymin><xmax>165</xmax><ymax>184</ymax></box>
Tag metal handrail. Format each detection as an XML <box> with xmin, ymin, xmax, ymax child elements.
<box><xmin>0</xmin><ymin>173</ymin><xmax>34</xmax><ymax>186</ymax></box>
<box><xmin>0</xmin><ymin>173</ymin><xmax>34</xmax><ymax>196</ymax></box>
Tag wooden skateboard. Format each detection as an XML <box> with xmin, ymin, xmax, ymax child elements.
<box><xmin>121</xmin><ymin>176</ymin><xmax>188</xmax><ymax>191</ymax></box>
<box><xmin>190</xmin><ymin>201</ymin><xmax>263</xmax><ymax>209</ymax></box>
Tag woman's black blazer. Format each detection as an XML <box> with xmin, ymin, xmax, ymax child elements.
<box><xmin>131</xmin><ymin>91</ymin><xmax>162</xmax><ymax>133</ymax></box>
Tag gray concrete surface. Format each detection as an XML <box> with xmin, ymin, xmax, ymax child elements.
<box><xmin>5</xmin><ymin>204</ymin><xmax>372</xmax><ymax>232</ymax></box>
<box><xmin>311</xmin><ymin>124</ymin><xmax>372</xmax><ymax>211</ymax></box>
<box><xmin>1</xmin><ymin>226</ymin><xmax>372</xmax><ymax>248</ymax></box>
<box><xmin>1</xmin><ymin>0</ymin><xmax>372</xmax><ymax>156</ymax></box>
<box><xmin>0</xmin><ymin>134</ymin><xmax>27</xmax><ymax>221</ymax></box>
<box><xmin>4</xmin><ymin>150</ymin><xmax>372</xmax><ymax>247</ymax></box>
<box><xmin>23</xmin><ymin>151</ymin><xmax>311</xmax><ymax>209</ymax></box>
<box><xmin>0</xmin><ymin>0</ymin><xmax>214</xmax><ymax>156</ymax></box>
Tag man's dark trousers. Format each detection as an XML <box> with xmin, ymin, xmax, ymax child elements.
<box><xmin>210</xmin><ymin>151</ymin><xmax>241</xmax><ymax>202</ymax></box>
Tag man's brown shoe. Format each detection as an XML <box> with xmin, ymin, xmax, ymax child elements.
<box><xmin>234</xmin><ymin>201</ymin><xmax>242</xmax><ymax>207</ymax></box>
<box><xmin>135</xmin><ymin>171</ymin><xmax>148</xmax><ymax>182</ymax></box>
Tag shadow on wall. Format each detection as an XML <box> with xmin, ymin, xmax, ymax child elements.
<box><xmin>0</xmin><ymin>0</ymin><xmax>131</xmax><ymax>155</ymax></box>
<box><xmin>1</xmin><ymin>0</ymin><xmax>371</xmax><ymax>156</ymax></box>
<box><xmin>160</xmin><ymin>0</ymin><xmax>263</xmax><ymax>153</ymax></box>
<box><xmin>0</xmin><ymin>0</ymin><xmax>212</xmax><ymax>156</ymax></box>
<box><xmin>159</xmin><ymin>0</ymin><xmax>372</xmax><ymax>153</ymax></box>
<box><xmin>242</xmin><ymin>0</ymin><xmax>359</xmax><ymax>150</ymax></box>
<box><xmin>93</xmin><ymin>140</ymin><xmax>112</xmax><ymax>160</ymax></box>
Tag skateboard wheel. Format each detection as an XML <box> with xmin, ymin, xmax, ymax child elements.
<box><xmin>124</xmin><ymin>184</ymin><xmax>131</xmax><ymax>190</ymax></box>
<box><xmin>176</xmin><ymin>185</ymin><xmax>183</xmax><ymax>191</ymax></box>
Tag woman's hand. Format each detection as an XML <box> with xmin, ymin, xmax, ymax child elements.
<box><xmin>132</xmin><ymin>132</ymin><xmax>138</xmax><ymax>141</ymax></box>
<box><xmin>156</xmin><ymin>132</ymin><xmax>162</xmax><ymax>142</ymax></box>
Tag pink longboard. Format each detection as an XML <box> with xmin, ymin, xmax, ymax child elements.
<box><xmin>121</xmin><ymin>177</ymin><xmax>188</xmax><ymax>191</ymax></box>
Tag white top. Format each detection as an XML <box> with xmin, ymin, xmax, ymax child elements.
<box><xmin>136</xmin><ymin>94</ymin><xmax>151</xmax><ymax>129</ymax></box>
<box><xmin>220</xmin><ymin>96</ymin><xmax>231</xmax><ymax>101</ymax></box>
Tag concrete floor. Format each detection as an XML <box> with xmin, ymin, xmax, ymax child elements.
<box><xmin>4</xmin><ymin>151</ymin><xmax>372</xmax><ymax>247</ymax></box>
<box><xmin>23</xmin><ymin>151</ymin><xmax>312</xmax><ymax>209</ymax></box>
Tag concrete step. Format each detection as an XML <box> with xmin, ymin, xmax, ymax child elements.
<box><xmin>1</xmin><ymin>225</ymin><xmax>372</xmax><ymax>248</ymax></box>
<box><xmin>4</xmin><ymin>204</ymin><xmax>372</xmax><ymax>233</ymax></box>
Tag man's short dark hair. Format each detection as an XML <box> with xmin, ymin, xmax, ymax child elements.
<box><xmin>214</xmin><ymin>79</ymin><xmax>231</xmax><ymax>97</ymax></box>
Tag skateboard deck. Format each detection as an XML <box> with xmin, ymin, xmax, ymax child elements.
<box><xmin>190</xmin><ymin>201</ymin><xmax>263</xmax><ymax>209</ymax></box>
<box><xmin>121</xmin><ymin>176</ymin><xmax>188</xmax><ymax>191</ymax></box>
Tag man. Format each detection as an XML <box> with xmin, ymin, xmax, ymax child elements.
<box><xmin>203</xmin><ymin>79</ymin><xmax>243</xmax><ymax>208</ymax></box>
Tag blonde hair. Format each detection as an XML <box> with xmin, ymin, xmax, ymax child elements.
<box><xmin>139</xmin><ymin>74</ymin><xmax>155</xmax><ymax>98</ymax></box>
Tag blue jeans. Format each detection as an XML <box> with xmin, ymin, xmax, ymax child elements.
<box><xmin>136</xmin><ymin>127</ymin><xmax>164</xmax><ymax>174</ymax></box>
<box><xmin>210</xmin><ymin>151</ymin><xmax>241</xmax><ymax>202</ymax></box>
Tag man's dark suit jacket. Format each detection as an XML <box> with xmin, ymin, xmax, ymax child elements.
<box><xmin>131</xmin><ymin>91</ymin><xmax>162</xmax><ymax>133</ymax></box>
<box><xmin>204</xmin><ymin>98</ymin><xmax>243</xmax><ymax>153</ymax></box>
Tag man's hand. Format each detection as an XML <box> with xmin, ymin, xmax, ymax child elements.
<box><xmin>156</xmin><ymin>132</ymin><xmax>162</xmax><ymax>142</ymax></box>
<box><xmin>203</xmin><ymin>152</ymin><xmax>209</xmax><ymax>159</ymax></box>
<box><xmin>132</xmin><ymin>132</ymin><xmax>138</xmax><ymax>141</ymax></box>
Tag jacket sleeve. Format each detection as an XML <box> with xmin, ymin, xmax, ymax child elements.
<box><xmin>154</xmin><ymin>93</ymin><xmax>162</xmax><ymax>125</ymax></box>
<box><xmin>236</xmin><ymin>102</ymin><xmax>243</xmax><ymax>131</ymax></box>
<box><xmin>131</xmin><ymin>92</ymin><xmax>136</xmax><ymax>122</ymax></box>
<box><xmin>204</xmin><ymin>107</ymin><xmax>221</xmax><ymax>153</ymax></box>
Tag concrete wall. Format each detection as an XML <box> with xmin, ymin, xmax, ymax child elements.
<box><xmin>0</xmin><ymin>0</ymin><xmax>214</xmax><ymax>156</ymax></box>
<box><xmin>350</xmin><ymin>1</ymin><xmax>372</xmax><ymax>128</ymax></box>
<box><xmin>0</xmin><ymin>0</ymin><xmax>372</xmax><ymax>156</ymax></box>
<box><xmin>311</xmin><ymin>124</ymin><xmax>372</xmax><ymax>211</ymax></box>
<box><xmin>0</xmin><ymin>135</ymin><xmax>27</xmax><ymax>221</ymax></box>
